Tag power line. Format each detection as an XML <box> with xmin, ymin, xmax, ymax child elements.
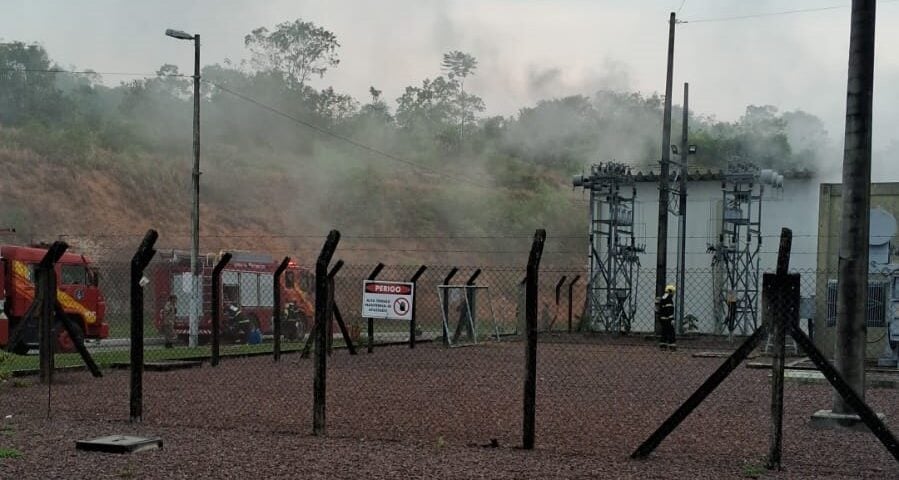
<box><xmin>683</xmin><ymin>1</ymin><xmax>899</xmax><ymax>24</ymax></box>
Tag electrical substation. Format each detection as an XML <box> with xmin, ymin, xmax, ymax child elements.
<box><xmin>573</xmin><ymin>163</ymin><xmax>644</xmax><ymax>334</ymax></box>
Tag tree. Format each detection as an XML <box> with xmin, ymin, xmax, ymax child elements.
<box><xmin>310</xmin><ymin>86</ymin><xmax>358</xmax><ymax>125</ymax></box>
<box><xmin>0</xmin><ymin>42</ymin><xmax>64</xmax><ymax>125</ymax></box>
<box><xmin>441</xmin><ymin>51</ymin><xmax>479</xmax><ymax>145</ymax></box>
<box><xmin>244</xmin><ymin>19</ymin><xmax>340</xmax><ymax>90</ymax></box>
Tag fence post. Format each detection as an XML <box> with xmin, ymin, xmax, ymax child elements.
<box><xmin>408</xmin><ymin>265</ymin><xmax>427</xmax><ymax>349</ymax></box>
<box><xmin>328</xmin><ymin>260</ymin><xmax>357</xmax><ymax>355</ymax></box>
<box><xmin>210</xmin><ymin>253</ymin><xmax>232</xmax><ymax>367</ymax></box>
<box><xmin>273</xmin><ymin>257</ymin><xmax>291</xmax><ymax>362</ymax></box>
<box><xmin>366</xmin><ymin>263</ymin><xmax>385</xmax><ymax>353</ymax></box>
<box><xmin>38</xmin><ymin>242</ymin><xmax>68</xmax><ymax>385</ymax></box>
<box><xmin>453</xmin><ymin>269</ymin><xmax>481</xmax><ymax>343</ymax></box>
<box><xmin>568</xmin><ymin>275</ymin><xmax>581</xmax><ymax>334</ymax></box>
<box><xmin>766</xmin><ymin>228</ymin><xmax>794</xmax><ymax>470</ymax></box>
<box><xmin>326</xmin><ymin>260</ymin><xmax>345</xmax><ymax>356</ymax></box>
<box><xmin>130</xmin><ymin>230</ymin><xmax>158</xmax><ymax>423</ymax></box>
<box><xmin>547</xmin><ymin>275</ymin><xmax>567</xmax><ymax>332</ymax></box>
<box><xmin>313</xmin><ymin>230</ymin><xmax>340</xmax><ymax>436</ymax></box>
<box><xmin>441</xmin><ymin>267</ymin><xmax>459</xmax><ymax>345</ymax></box>
<box><xmin>523</xmin><ymin>229</ymin><xmax>546</xmax><ymax>450</ymax></box>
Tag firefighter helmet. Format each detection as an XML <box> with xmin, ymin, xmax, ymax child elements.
<box><xmin>665</xmin><ymin>284</ymin><xmax>676</xmax><ymax>294</ymax></box>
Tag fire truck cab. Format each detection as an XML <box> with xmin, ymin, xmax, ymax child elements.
<box><xmin>0</xmin><ymin>245</ymin><xmax>109</xmax><ymax>354</ymax></box>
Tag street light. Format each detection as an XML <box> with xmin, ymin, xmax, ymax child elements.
<box><xmin>166</xmin><ymin>27</ymin><xmax>201</xmax><ymax>348</ymax></box>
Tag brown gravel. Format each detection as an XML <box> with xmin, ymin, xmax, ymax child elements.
<box><xmin>1</xmin><ymin>340</ymin><xmax>897</xmax><ymax>479</ymax></box>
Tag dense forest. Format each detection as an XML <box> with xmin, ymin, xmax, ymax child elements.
<box><xmin>0</xmin><ymin>18</ymin><xmax>828</xmax><ymax>262</ymax></box>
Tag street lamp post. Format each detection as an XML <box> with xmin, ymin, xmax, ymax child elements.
<box><xmin>166</xmin><ymin>28</ymin><xmax>201</xmax><ymax>348</ymax></box>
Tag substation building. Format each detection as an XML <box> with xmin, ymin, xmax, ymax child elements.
<box><xmin>573</xmin><ymin>165</ymin><xmax>899</xmax><ymax>363</ymax></box>
<box><xmin>574</xmin><ymin>165</ymin><xmax>819</xmax><ymax>336</ymax></box>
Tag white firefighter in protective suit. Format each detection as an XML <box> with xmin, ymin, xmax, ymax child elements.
<box><xmin>657</xmin><ymin>284</ymin><xmax>677</xmax><ymax>351</ymax></box>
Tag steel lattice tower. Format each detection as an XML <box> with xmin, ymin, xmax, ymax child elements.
<box><xmin>709</xmin><ymin>163</ymin><xmax>781</xmax><ymax>336</ymax></box>
<box><xmin>573</xmin><ymin>163</ymin><xmax>644</xmax><ymax>334</ymax></box>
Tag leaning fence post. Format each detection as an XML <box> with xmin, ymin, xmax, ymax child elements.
<box><xmin>273</xmin><ymin>257</ymin><xmax>291</xmax><ymax>362</ymax></box>
<box><xmin>38</xmin><ymin>242</ymin><xmax>68</xmax><ymax>385</ymax></box>
<box><xmin>313</xmin><ymin>230</ymin><xmax>340</xmax><ymax>436</ymax></box>
<box><xmin>568</xmin><ymin>275</ymin><xmax>581</xmax><ymax>334</ymax></box>
<box><xmin>326</xmin><ymin>260</ymin><xmax>345</xmax><ymax>356</ymax></box>
<box><xmin>453</xmin><ymin>269</ymin><xmax>481</xmax><ymax>343</ymax></box>
<box><xmin>130</xmin><ymin>230</ymin><xmax>158</xmax><ymax>423</ymax></box>
<box><xmin>766</xmin><ymin>228</ymin><xmax>794</xmax><ymax>470</ymax></box>
<box><xmin>211</xmin><ymin>253</ymin><xmax>232</xmax><ymax>367</ymax></box>
<box><xmin>365</xmin><ymin>263</ymin><xmax>385</xmax><ymax>354</ymax></box>
<box><xmin>408</xmin><ymin>265</ymin><xmax>427</xmax><ymax>349</ymax></box>
<box><xmin>523</xmin><ymin>229</ymin><xmax>546</xmax><ymax>450</ymax></box>
<box><xmin>441</xmin><ymin>267</ymin><xmax>459</xmax><ymax>345</ymax></box>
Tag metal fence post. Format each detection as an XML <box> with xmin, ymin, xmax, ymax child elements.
<box><xmin>453</xmin><ymin>269</ymin><xmax>481</xmax><ymax>343</ymax></box>
<box><xmin>441</xmin><ymin>267</ymin><xmax>459</xmax><ymax>346</ymax></box>
<box><xmin>273</xmin><ymin>256</ymin><xmax>290</xmax><ymax>362</ymax></box>
<box><xmin>211</xmin><ymin>253</ymin><xmax>232</xmax><ymax>367</ymax></box>
<box><xmin>38</xmin><ymin>242</ymin><xmax>68</xmax><ymax>385</ymax></box>
<box><xmin>408</xmin><ymin>265</ymin><xmax>427</xmax><ymax>349</ymax></box>
<box><xmin>365</xmin><ymin>263</ymin><xmax>385</xmax><ymax>353</ymax></box>
<box><xmin>523</xmin><ymin>229</ymin><xmax>546</xmax><ymax>450</ymax></box>
<box><xmin>568</xmin><ymin>275</ymin><xmax>581</xmax><ymax>334</ymax></box>
<box><xmin>130</xmin><ymin>230</ymin><xmax>158</xmax><ymax>423</ymax></box>
<box><xmin>313</xmin><ymin>230</ymin><xmax>340</xmax><ymax>436</ymax></box>
<box><xmin>766</xmin><ymin>229</ymin><xmax>794</xmax><ymax>470</ymax></box>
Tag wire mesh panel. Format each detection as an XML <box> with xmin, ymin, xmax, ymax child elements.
<box><xmin>1</xmin><ymin>250</ymin><xmax>897</xmax><ymax>478</ymax></box>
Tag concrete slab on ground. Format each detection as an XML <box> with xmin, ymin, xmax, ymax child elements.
<box><xmin>75</xmin><ymin>435</ymin><xmax>163</xmax><ymax>454</ymax></box>
<box><xmin>810</xmin><ymin>410</ymin><xmax>887</xmax><ymax>433</ymax></box>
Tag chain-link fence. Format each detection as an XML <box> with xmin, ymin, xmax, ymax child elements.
<box><xmin>1</xmin><ymin>238</ymin><xmax>897</xmax><ymax>477</ymax></box>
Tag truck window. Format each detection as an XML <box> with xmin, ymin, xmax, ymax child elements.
<box><xmin>259</xmin><ymin>273</ymin><xmax>273</xmax><ymax>307</ymax></box>
<box><xmin>61</xmin><ymin>265</ymin><xmax>87</xmax><ymax>285</ymax></box>
<box><xmin>240</xmin><ymin>272</ymin><xmax>259</xmax><ymax>307</ymax></box>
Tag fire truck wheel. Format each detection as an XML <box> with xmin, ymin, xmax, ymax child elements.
<box><xmin>55</xmin><ymin>322</ymin><xmax>82</xmax><ymax>354</ymax></box>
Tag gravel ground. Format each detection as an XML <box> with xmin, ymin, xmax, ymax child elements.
<box><xmin>1</xmin><ymin>339</ymin><xmax>897</xmax><ymax>479</ymax></box>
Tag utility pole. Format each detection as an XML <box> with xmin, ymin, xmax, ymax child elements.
<box><xmin>190</xmin><ymin>34</ymin><xmax>201</xmax><ymax>348</ymax></box>
<box><xmin>655</xmin><ymin>11</ymin><xmax>676</xmax><ymax>334</ymax></box>
<box><xmin>166</xmin><ymin>28</ymin><xmax>202</xmax><ymax>347</ymax></box>
<box><xmin>676</xmin><ymin>82</ymin><xmax>689</xmax><ymax>335</ymax></box>
<box><xmin>833</xmin><ymin>0</ymin><xmax>876</xmax><ymax>414</ymax></box>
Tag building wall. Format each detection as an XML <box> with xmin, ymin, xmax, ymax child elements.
<box><xmin>814</xmin><ymin>182</ymin><xmax>899</xmax><ymax>359</ymax></box>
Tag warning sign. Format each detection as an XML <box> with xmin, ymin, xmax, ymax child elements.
<box><xmin>362</xmin><ymin>280</ymin><xmax>414</xmax><ymax>320</ymax></box>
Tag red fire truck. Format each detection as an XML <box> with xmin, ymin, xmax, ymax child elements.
<box><xmin>152</xmin><ymin>250</ymin><xmax>314</xmax><ymax>344</ymax></box>
<box><xmin>0</xmin><ymin>244</ymin><xmax>109</xmax><ymax>354</ymax></box>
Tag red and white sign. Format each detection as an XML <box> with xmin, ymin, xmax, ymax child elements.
<box><xmin>362</xmin><ymin>280</ymin><xmax>414</xmax><ymax>320</ymax></box>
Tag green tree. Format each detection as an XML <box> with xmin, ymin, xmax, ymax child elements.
<box><xmin>0</xmin><ymin>42</ymin><xmax>65</xmax><ymax>125</ymax></box>
<box><xmin>244</xmin><ymin>19</ymin><xmax>340</xmax><ymax>89</ymax></box>
<box><xmin>441</xmin><ymin>51</ymin><xmax>479</xmax><ymax>144</ymax></box>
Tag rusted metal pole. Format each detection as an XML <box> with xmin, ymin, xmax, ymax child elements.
<box><xmin>366</xmin><ymin>263</ymin><xmax>384</xmax><ymax>353</ymax></box>
<box><xmin>130</xmin><ymin>230</ymin><xmax>158</xmax><ymax>422</ymax></box>
<box><xmin>210</xmin><ymin>253</ymin><xmax>232</xmax><ymax>367</ymax></box>
<box><xmin>408</xmin><ymin>266</ymin><xmax>427</xmax><ymax>349</ymax></box>
<box><xmin>568</xmin><ymin>275</ymin><xmax>581</xmax><ymax>334</ymax></box>
<box><xmin>766</xmin><ymin>228</ymin><xmax>793</xmax><ymax>470</ymax></box>
<box><xmin>273</xmin><ymin>257</ymin><xmax>290</xmax><ymax>362</ymax></box>
<box><xmin>523</xmin><ymin>229</ymin><xmax>546</xmax><ymax>450</ymax></box>
<box><xmin>313</xmin><ymin>231</ymin><xmax>340</xmax><ymax>436</ymax></box>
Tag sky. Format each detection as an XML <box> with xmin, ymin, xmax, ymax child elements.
<box><xmin>3</xmin><ymin>0</ymin><xmax>899</xmax><ymax>173</ymax></box>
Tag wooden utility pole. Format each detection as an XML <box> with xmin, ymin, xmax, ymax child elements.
<box><xmin>833</xmin><ymin>0</ymin><xmax>876</xmax><ymax>414</ymax></box>
<box><xmin>654</xmin><ymin>11</ymin><xmax>676</xmax><ymax>334</ymax></box>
